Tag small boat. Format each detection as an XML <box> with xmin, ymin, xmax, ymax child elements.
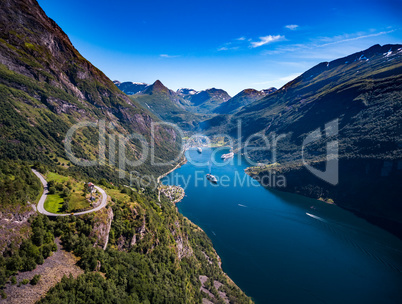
<box><xmin>197</xmin><ymin>147</ymin><xmax>202</xmax><ymax>153</ymax></box>
<box><xmin>221</xmin><ymin>152</ymin><xmax>234</xmax><ymax>160</ymax></box>
<box><xmin>206</xmin><ymin>173</ymin><xmax>218</xmax><ymax>183</ymax></box>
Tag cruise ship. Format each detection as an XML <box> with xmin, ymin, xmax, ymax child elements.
<box><xmin>206</xmin><ymin>173</ymin><xmax>218</xmax><ymax>183</ymax></box>
<box><xmin>221</xmin><ymin>152</ymin><xmax>234</xmax><ymax>160</ymax></box>
<box><xmin>197</xmin><ymin>147</ymin><xmax>202</xmax><ymax>153</ymax></box>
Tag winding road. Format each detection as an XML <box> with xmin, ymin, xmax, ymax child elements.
<box><xmin>32</xmin><ymin>169</ymin><xmax>108</xmax><ymax>216</ymax></box>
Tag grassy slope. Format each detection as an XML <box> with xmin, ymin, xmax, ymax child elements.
<box><xmin>43</xmin><ymin>194</ymin><xmax>64</xmax><ymax>213</ymax></box>
<box><xmin>44</xmin><ymin>172</ymin><xmax>93</xmax><ymax>213</ymax></box>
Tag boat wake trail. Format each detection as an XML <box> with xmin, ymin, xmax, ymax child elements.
<box><xmin>238</xmin><ymin>204</ymin><xmax>247</xmax><ymax>208</ymax></box>
<box><xmin>305</xmin><ymin>213</ymin><xmax>402</xmax><ymax>274</ymax></box>
<box><xmin>306</xmin><ymin>212</ymin><xmax>328</xmax><ymax>223</ymax></box>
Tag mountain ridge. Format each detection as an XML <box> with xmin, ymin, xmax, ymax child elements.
<box><xmin>0</xmin><ymin>0</ymin><xmax>183</xmax><ymax>181</ymax></box>
<box><xmin>115</xmin><ymin>79</ymin><xmax>278</xmax><ymax>116</ymax></box>
<box><xmin>214</xmin><ymin>87</ymin><xmax>277</xmax><ymax>114</ymax></box>
<box><xmin>125</xmin><ymin>79</ymin><xmax>201</xmax><ymax>129</ymax></box>
<box><xmin>113</xmin><ymin>80</ymin><xmax>148</xmax><ymax>94</ymax></box>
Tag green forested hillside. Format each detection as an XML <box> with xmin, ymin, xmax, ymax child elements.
<box><xmin>0</xmin><ymin>160</ymin><xmax>41</xmax><ymax>207</ymax></box>
<box><xmin>36</xmin><ymin>184</ymin><xmax>251</xmax><ymax>304</ymax></box>
<box><xmin>0</xmin><ymin>0</ymin><xmax>181</xmax><ymax>182</ymax></box>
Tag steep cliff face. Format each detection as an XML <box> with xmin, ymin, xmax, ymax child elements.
<box><xmin>90</xmin><ymin>207</ymin><xmax>114</xmax><ymax>250</ymax></box>
<box><xmin>170</xmin><ymin>220</ymin><xmax>193</xmax><ymax>260</ymax></box>
<box><xmin>0</xmin><ymin>0</ymin><xmax>129</xmax><ymax>107</ymax></box>
<box><xmin>0</xmin><ymin>0</ymin><xmax>181</xmax><ymax>181</ymax></box>
<box><xmin>0</xmin><ymin>204</ymin><xmax>36</xmax><ymax>254</ymax></box>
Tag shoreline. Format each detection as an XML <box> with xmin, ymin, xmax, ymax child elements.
<box><xmin>157</xmin><ymin>154</ymin><xmax>187</xmax><ymax>203</ymax></box>
<box><xmin>160</xmin><ymin>148</ymin><xmax>248</xmax><ymax>300</ymax></box>
<box><xmin>244</xmin><ymin>167</ymin><xmax>402</xmax><ymax>240</ymax></box>
<box><xmin>157</xmin><ymin>157</ymin><xmax>187</xmax><ymax>184</ymax></box>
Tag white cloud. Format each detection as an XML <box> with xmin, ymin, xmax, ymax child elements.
<box><xmin>285</xmin><ymin>24</ymin><xmax>299</xmax><ymax>30</ymax></box>
<box><xmin>160</xmin><ymin>54</ymin><xmax>179</xmax><ymax>58</ymax></box>
<box><xmin>217</xmin><ymin>38</ymin><xmax>245</xmax><ymax>51</ymax></box>
<box><xmin>318</xmin><ymin>30</ymin><xmax>395</xmax><ymax>47</ymax></box>
<box><xmin>218</xmin><ymin>46</ymin><xmax>239</xmax><ymax>51</ymax></box>
<box><xmin>261</xmin><ymin>29</ymin><xmax>397</xmax><ymax>57</ymax></box>
<box><xmin>251</xmin><ymin>35</ymin><xmax>285</xmax><ymax>48</ymax></box>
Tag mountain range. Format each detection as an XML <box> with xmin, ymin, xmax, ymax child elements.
<box><xmin>112</xmin><ymin>81</ymin><xmax>148</xmax><ymax>94</ymax></box>
<box><xmin>214</xmin><ymin>87</ymin><xmax>277</xmax><ymax>114</ymax></box>
<box><xmin>118</xmin><ymin>80</ymin><xmax>202</xmax><ymax>129</ymax></box>
<box><xmin>114</xmin><ymin>80</ymin><xmax>278</xmax><ymax>127</ymax></box>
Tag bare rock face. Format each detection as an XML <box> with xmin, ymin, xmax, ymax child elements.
<box><xmin>198</xmin><ymin>275</ymin><xmax>230</xmax><ymax>304</ymax></box>
<box><xmin>95</xmin><ymin>260</ymin><xmax>101</xmax><ymax>272</ymax></box>
<box><xmin>136</xmin><ymin>215</ymin><xmax>146</xmax><ymax>240</ymax></box>
<box><xmin>110</xmin><ymin>204</ymin><xmax>142</xmax><ymax>251</ymax></box>
<box><xmin>90</xmin><ymin>207</ymin><xmax>114</xmax><ymax>250</ymax></box>
<box><xmin>130</xmin><ymin>234</ymin><xmax>137</xmax><ymax>246</ymax></box>
<box><xmin>0</xmin><ymin>204</ymin><xmax>36</xmax><ymax>254</ymax></box>
<box><xmin>170</xmin><ymin>221</ymin><xmax>193</xmax><ymax>260</ymax></box>
<box><xmin>43</xmin><ymin>96</ymin><xmax>86</xmax><ymax>115</ymax></box>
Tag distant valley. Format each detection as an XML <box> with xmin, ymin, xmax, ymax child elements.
<box><xmin>114</xmin><ymin>79</ymin><xmax>277</xmax><ymax>129</ymax></box>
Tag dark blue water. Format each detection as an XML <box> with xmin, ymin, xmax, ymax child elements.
<box><xmin>163</xmin><ymin>148</ymin><xmax>402</xmax><ymax>304</ymax></box>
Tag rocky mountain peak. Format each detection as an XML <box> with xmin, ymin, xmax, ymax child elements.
<box><xmin>143</xmin><ymin>80</ymin><xmax>170</xmax><ymax>95</ymax></box>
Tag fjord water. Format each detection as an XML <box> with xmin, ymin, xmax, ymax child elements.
<box><xmin>163</xmin><ymin>148</ymin><xmax>402</xmax><ymax>304</ymax></box>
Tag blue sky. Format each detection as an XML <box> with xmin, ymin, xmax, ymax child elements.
<box><xmin>38</xmin><ymin>0</ymin><xmax>402</xmax><ymax>96</ymax></box>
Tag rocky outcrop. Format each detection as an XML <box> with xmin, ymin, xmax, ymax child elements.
<box><xmin>135</xmin><ymin>215</ymin><xmax>146</xmax><ymax>241</ymax></box>
<box><xmin>199</xmin><ymin>275</ymin><xmax>214</xmax><ymax>300</ymax></box>
<box><xmin>198</xmin><ymin>275</ymin><xmax>229</xmax><ymax>304</ymax></box>
<box><xmin>0</xmin><ymin>205</ymin><xmax>36</xmax><ymax>254</ymax></box>
<box><xmin>214</xmin><ymin>280</ymin><xmax>229</xmax><ymax>304</ymax></box>
<box><xmin>170</xmin><ymin>221</ymin><xmax>192</xmax><ymax>260</ymax></box>
<box><xmin>130</xmin><ymin>234</ymin><xmax>137</xmax><ymax>246</ymax></box>
<box><xmin>90</xmin><ymin>207</ymin><xmax>114</xmax><ymax>250</ymax></box>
